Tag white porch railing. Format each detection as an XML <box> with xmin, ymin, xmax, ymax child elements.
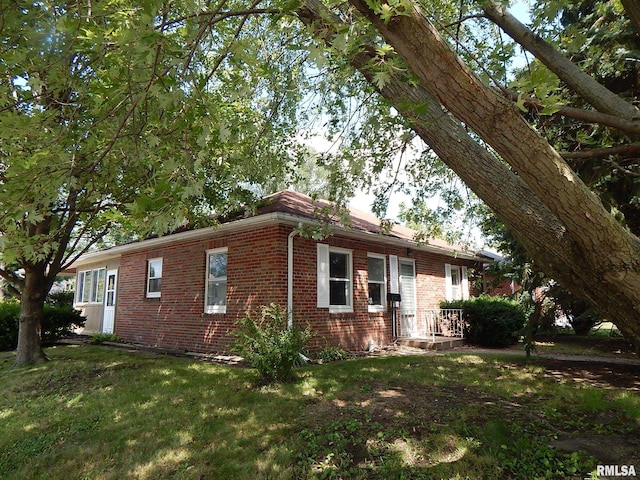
<box><xmin>398</xmin><ymin>309</ymin><xmax>465</xmax><ymax>340</ymax></box>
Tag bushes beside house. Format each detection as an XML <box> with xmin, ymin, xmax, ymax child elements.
<box><xmin>0</xmin><ymin>302</ymin><xmax>20</xmax><ymax>351</ymax></box>
<box><xmin>232</xmin><ymin>303</ymin><xmax>313</xmax><ymax>383</ymax></box>
<box><xmin>45</xmin><ymin>290</ymin><xmax>75</xmax><ymax>308</ymax></box>
<box><xmin>0</xmin><ymin>301</ymin><xmax>86</xmax><ymax>351</ymax></box>
<box><xmin>441</xmin><ymin>296</ymin><xmax>526</xmax><ymax>348</ymax></box>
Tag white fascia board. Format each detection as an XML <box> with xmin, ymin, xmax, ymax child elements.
<box><xmin>71</xmin><ymin>212</ymin><xmax>295</xmax><ymax>268</ymax></box>
<box><xmin>72</xmin><ymin>210</ymin><xmax>486</xmax><ymax>268</ymax></box>
<box><xmin>333</xmin><ymin>228</ymin><xmax>485</xmax><ymax>262</ymax></box>
<box><xmin>273</xmin><ymin>212</ymin><xmax>487</xmax><ymax>262</ymax></box>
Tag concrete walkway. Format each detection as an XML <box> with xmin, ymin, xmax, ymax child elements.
<box><xmin>367</xmin><ymin>342</ymin><xmax>640</xmax><ymax>366</ymax></box>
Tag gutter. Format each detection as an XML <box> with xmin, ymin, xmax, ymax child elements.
<box><xmin>71</xmin><ymin>210</ymin><xmax>489</xmax><ymax>269</ymax></box>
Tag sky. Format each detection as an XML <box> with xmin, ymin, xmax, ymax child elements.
<box><xmin>309</xmin><ymin>0</ymin><xmax>533</xmax><ymax>249</ymax></box>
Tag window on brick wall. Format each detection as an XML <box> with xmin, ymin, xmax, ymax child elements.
<box><xmin>146</xmin><ymin>258</ymin><xmax>162</xmax><ymax>298</ymax></box>
<box><xmin>317</xmin><ymin>244</ymin><xmax>353</xmax><ymax>313</ymax></box>
<box><xmin>205</xmin><ymin>248</ymin><xmax>227</xmax><ymax>314</ymax></box>
<box><xmin>76</xmin><ymin>268</ymin><xmax>106</xmax><ymax>304</ymax></box>
<box><xmin>445</xmin><ymin>264</ymin><xmax>469</xmax><ymax>301</ymax></box>
<box><xmin>367</xmin><ymin>254</ymin><xmax>386</xmax><ymax>312</ymax></box>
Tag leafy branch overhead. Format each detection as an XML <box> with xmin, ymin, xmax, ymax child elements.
<box><xmin>1</xmin><ymin>0</ymin><xmax>312</xmax><ymax>365</ymax></box>
<box><xmin>5</xmin><ymin>0</ymin><xmax>640</xmax><ymax>366</ymax></box>
<box><xmin>297</xmin><ymin>0</ymin><xmax>640</xmax><ymax>347</ymax></box>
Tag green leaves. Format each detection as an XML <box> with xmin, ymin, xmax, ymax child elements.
<box><xmin>0</xmin><ymin>0</ymin><xmax>309</xmax><ymax>277</ymax></box>
<box><xmin>366</xmin><ymin>0</ymin><xmax>413</xmax><ymax>23</ymax></box>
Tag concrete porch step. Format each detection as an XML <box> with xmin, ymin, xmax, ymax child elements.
<box><xmin>397</xmin><ymin>337</ymin><xmax>465</xmax><ymax>351</ymax></box>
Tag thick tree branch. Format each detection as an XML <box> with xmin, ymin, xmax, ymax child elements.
<box><xmin>499</xmin><ymin>89</ymin><xmax>640</xmax><ymax>135</ymax></box>
<box><xmin>0</xmin><ymin>267</ymin><xmax>25</xmax><ymax>289</ymax></box>
<box><xmin>296</xmin><ymin>0</ymin><xmax>583</xmax><ymax>282</ymax></box>
<box><xmin>561</xmin><ymin>142</ymin><xmax>640</xmax><ymax>160</ymax></box>
<box><xmin>482</xmin><ymin>0</ymin><xmax>640</xmax><ymax>123</ymax></box>
<box><xmin>344</xmin><ymin>0</ymin><xmax>640</xmax><ymax>344</ymax></box>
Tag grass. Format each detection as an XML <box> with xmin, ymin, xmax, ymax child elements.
<box><xmin>1</xmin><ymin>345</ymin><xmax>638</xmax><ymax>479</ymax></box>
<box><xmin>510</xmin><ymin>323</ymin><xmax>638</xmax><ymax>359</ymax></box>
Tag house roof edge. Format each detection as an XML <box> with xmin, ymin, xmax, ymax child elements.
<box><xmin>72</xmin><ymin>209</ymin><xmax>489</xmax><ymax>268</ymax></box>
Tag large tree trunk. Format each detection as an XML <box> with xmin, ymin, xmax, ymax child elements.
<box><xmin>14</xmin><ymin>264</ymin><xmax>49</xmax><ymax>366</ymax></box>
<box><xmin>621</xmin><ymin>0</ymin><xmax>640</xmax><ymax>35</ymax></box>
<box><xmin>298</xmin><ymin>0</ymin><xmax>640</xmax><ymax>347</ymax></box>
<box><xmin>347</xmin><ymin>0</ymin><xmax>640</xmax><ymax>346</ymax></box>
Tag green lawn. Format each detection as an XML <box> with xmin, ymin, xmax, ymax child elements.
<box><xmin>1</xmin><ymin>345</ymin><xmax>638</xmax><ymax>479</ymax></box>
<box><xmin>522</xmin><ymin>325</ymin><xmax>638</xmax><ymax>359</ymax></box>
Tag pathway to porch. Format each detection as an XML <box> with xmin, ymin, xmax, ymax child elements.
<box><xmin>396</xmin><ymin>336</ymin><xmax>465</xmax><ymax>351</ymax></box>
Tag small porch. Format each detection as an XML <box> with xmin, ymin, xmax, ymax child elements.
<box><xmin>396</xmin><ymin>308</ymin><xmax>465</xmax><ymax>351</ymax></box>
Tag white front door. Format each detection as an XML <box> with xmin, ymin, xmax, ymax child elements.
<box><xmin>399</xmin><ymin>260</ymin><xmax>417</xmax><ymax>336</ymax></box>
<box><xmin>102</xmin><ymin>269</ymin><xmax>118</xmax><ymax>334</ymax></box>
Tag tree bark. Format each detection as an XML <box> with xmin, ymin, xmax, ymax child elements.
<box><xmin>482</xmin><ymin>0</ymin><xmax>640</xmax><ymax>122</ymax></box>
<box><xmin>296</xmin><ymin>0</ymin><xmax>582</xmax><ymax>298</ymax></box>
<box><xmin>14</xmin><ymin>264</ymin><xmax>49</xmax><ymax>366</ymax></box>
<box><xmin>302</xmin><ymin>0</ymin><xmax>640</xmax><ymax>346</ymax></box>
<box><xmin>621</xmin><ymin>0</ymin><xmax>640</xmax><ymax>36</ymax></box>
<box><xmin>498</xmin><ymin>89</ymin><xmax>640</xmax><ymax>135</ymax></box>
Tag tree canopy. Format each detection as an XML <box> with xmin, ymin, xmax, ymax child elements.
<box><xmin>296</xmin><ymin>0</ymin><xmax>640</xmax><ymax>347</ymax></box>
<box><xmin>3</xmin><ymin>0</ymin><xmax>640</xmax><ymax>364</ymax></box>
<box><xmin>0</xmin><ymin>0</ymin><xmax>309</xmax><ymax>364</ymax></box>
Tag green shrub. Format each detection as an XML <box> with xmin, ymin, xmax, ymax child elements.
<box><xmin>46</xmin><ymin>290</ymin><xmax>75</xmax><ymax>308</ymax></box>
<box><xmin>41</xmin><ymin>305</ymin><xmax>86</xmax><ymax>344</ymax></box>
<box><xmin>91</xmin><ymin>333</ymin><xmax>121</xmax><ymax>344</ymax></box>
<box><xmin>317</xmin><ymin>345</ymin><xmax>351</xmax><ymax>363</ymax></box>
<box><xmin>0</xmin><ymin>301</ymin><xmax>86</xmax><ymax>351</ymax></box>
<box><xmin>441</xmin><ymin>296</ymin><xmax>526</xmax><ymax>348</ymax></box>
<box><xmin>232</xmin><ymin>303</ymin><xmax>313</xmax><ymax>383</ymax></box>
<box><xmin>0</xmin><ymin>301</ymin><xmax>20</xmax><ymax>351</ymax></box>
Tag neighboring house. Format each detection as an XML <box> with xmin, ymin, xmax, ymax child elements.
<box><xmin>71</xmin><ymin>190</ymin><xmax>492</xmax><ymax>353</ymax></box>
<box><xmin>476</xmin><ymin>249</ymin><xmax>521</xmax><ymax>297</ymax></box>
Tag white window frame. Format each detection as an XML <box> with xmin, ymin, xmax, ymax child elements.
<box><xmin>445</xmin><ymin>263</ymin><xmax>469</xmax><ymax>301</ymax></box>
<box><xmin>328</xmin><ymin>247</ymin><xmax>353</xmax><ymax>313</ymax></box>
<box><xmin>146</xmin><ymin>258</ymin><xmax>163</xmax><ymax>298</ymax></box>
<box><xmin>317</xmin><ymin>244</ymin><xmax>353</xmax><ymax>313</ymax></box>
<box><xmin>367</xmin><ymin>253</ymin><xmax>387</xmax><ymax>312</ymax></box>
<box><xmin>76</xmin><ymin>268</ymin><xmax>106</xmax><ymax>304</ymax></box>
<box><xmin>205</xmin><ymin>247</ymin><xmax>228</xmax><ymax>314</ymax></box>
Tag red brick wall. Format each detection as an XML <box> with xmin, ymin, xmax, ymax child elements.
<box><xmin>115</xmin><ymin>222</ymin><xmax>478</xmax><ymax>353</ymax></box>
<box><xmin>291</xmin><ymin>235</ymin><xmax>478</xmax><ymax>351</ymax></box>
<box><xmin>116</xmin><ymin>224</ymin><xmax>289</xmax><ymax>352</ymax></box>
<box><xmin>483</xmin><ymin>274</ymin><xmax>520</xmax><ymax>296</ymax></box>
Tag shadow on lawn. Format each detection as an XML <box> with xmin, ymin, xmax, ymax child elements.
<box><xmin>1</xmin><ymin>345</ymin><xmax>298</xmax><ymax>479</ymax></box>
<box><xmin>2</xmin><ymin>346</ymin><xmax>639</xmax><ymax>479</ymax></box>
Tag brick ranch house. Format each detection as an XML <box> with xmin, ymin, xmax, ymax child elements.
<box><xmin>71</xmin><ymin>190</ymin><xmax>493</xmax><ymax>353</ymax></box>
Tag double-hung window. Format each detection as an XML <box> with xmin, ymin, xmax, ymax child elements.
<box><xmin>317</xmin><ymin>244</ymin><xmax>353</xmax><ymax>312</ymax></box>
<box><xmin>445</xmin><ymin>263</ymin><xmax>469</xmax><ymax>301</ymax></box>
<box><xmin>146</xmin><ymin>258</ymin><xmax>163</xmax><ymax>298</ymax></box>
<box><xmin>76</xmin><ymin>268</ymin><xmax>106</xmax><ymax>303</ymax></box>
<box><xmin>367</xmin><ymin>254</ymin><xmax>386</xmax><ymax>312</ymax></box>
<box><xmin>205</xmin><ymin>248</ymin><xmax>227</xmax><ymax>314</ymax></box>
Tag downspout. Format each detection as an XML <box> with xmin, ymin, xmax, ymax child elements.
<box><xmin>287</xmin><ymin>229</ymin><xmax>298</xmax><ymax>329</ymax></box>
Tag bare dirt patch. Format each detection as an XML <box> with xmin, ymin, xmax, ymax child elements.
<box><xmin>535</xmin><ymin>334</ymin><xmax>637</xmax><ymax>357</ymax></box>
<box><xmin>551</xmin><ymin>434</ymin><xmax>640</xmax><ymax>467</ymax></box>
<box><xmin>301</xmin><ymin>355</ymin><xmax>640</xmax><ymax>471</ymax></box>
<box><xmin>541</xmin><ymin>358</ymin><xmax>640</xmax><ymax>390</ymax></box>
